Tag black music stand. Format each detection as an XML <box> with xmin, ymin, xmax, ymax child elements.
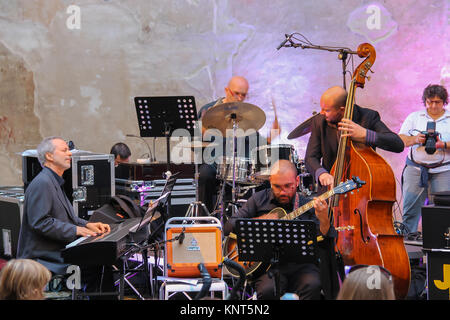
<box><xmin>133</xmin><ymin>96</ymin><xmax>198</xmax><ymax>173</ymax></box>
<box><xmin>235</xmin><ymin>218</ymin><xmax>317</xmax><ymax>299</ymax></box>
<box><xmin>144</xmin><ymin>172</ymin><xmax>179</xmax><ymax>297</ymax></box>
<box><xmin>114</xmin><ymin>199</ymin><xmax>164</xmax><ymax>301</ymax></box>
<box><xmin>146</xmin><ymin>172</ymin><xmax>180</xmax><ymax>242</ymax></box>
<box><xmin>115</xmin><ymin>173</ymin><xmax>180</xmax><ymax>300</ymax></box>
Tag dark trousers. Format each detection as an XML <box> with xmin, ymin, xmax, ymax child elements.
<box><xmin>254</xmin><ymin>262</ymin><xmax>322</xmax><ymax>300</ymax></box>
<box><xmin>80</xmin><ymin>265</ymin><xmax>116</xmax><ymax>299</ymax></box>
<box><xmin>198</xmin><ymin>163</ymin><xmax>219</xmax><ymax>213</ymax></box>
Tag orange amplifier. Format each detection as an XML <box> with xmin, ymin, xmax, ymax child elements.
<box><xmin>164</xmin><ymin>217</ymin><xmax>223</xmax><ymax>278</ymax></box>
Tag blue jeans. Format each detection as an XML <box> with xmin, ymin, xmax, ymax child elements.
<box><xmin>402</xmin><ymin>165</ymin><xmax>450</xmax><ymax>233</ymax></box>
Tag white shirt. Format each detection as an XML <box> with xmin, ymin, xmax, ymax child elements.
<box><xmin>399</xmin><ymin>108</ymin><xmax>450</xmax><ymax>173</ymax></box>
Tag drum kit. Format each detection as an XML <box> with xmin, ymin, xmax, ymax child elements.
<box><xmin>179</xmin><ymin>100</ymin><xmax>317</xmax><ymax>218</ymax></box>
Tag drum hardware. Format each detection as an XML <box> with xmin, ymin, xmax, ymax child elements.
<box><xmin>179</xmin><ymin>142</ymin><xmax>214</xmax><ymax>217</ymax></box>
<box><xmin>222</xmin><ymin>180</ymin><xmax>260</xmax><ymax>199</ymax></box>
<box><xmin>294</xmin><ymin>158</ymin><xmax>314</xmax><ymax>196</ymax></box>
<box><xmin>298</xmin><ymin>172</ymin><xmax>313</xmax><ymax>197</ymax></box>
<box><xmin>202</xmin><ymin>101</ymin><xmax>266</xmax><ymax>220</ymax></box>
<box><xmin>178</xmin><ymin>140</ymin><xmax>219</xmax><ymax>149</ymax></box>
<box><xmin>233</xmin><ymin>183</ymin><xmax>259</xmax><ymax>199</ymax></box>
<box><xmin>230</xmin><ymin>113</ymin><xmax>238</xmax><ymax>212</ymax></box>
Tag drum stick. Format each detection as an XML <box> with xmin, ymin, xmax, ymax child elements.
<box><xmin>271</xmin><ymin>96</ymin><xmax>278</xmax><ymax>120</ymax></box>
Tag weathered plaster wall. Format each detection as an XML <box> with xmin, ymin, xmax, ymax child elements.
<box><xmin>0</xmin><ymin>1</ymin><xmax>448</xmax><ymax>222</ymax></box>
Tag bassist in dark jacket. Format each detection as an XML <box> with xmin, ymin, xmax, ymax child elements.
<box><xmin>305</xmin><ymin>86</ymin><xmax>404</xmax><ymax>193</ymax></box>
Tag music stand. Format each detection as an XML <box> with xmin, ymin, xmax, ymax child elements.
<box><xmin>133</xmin><ymin>96</ymin><xmax>198</xmax><ymax>173</ymax></box>
<box><xmin>235</xmin><ymin>218</ymin><xmax>317</xmax><ymax>299</ymax></box>
<box><xmin>120</xmin><ymin>172</ymin><xmax>179</xmax><ymax>298</ymax></box>
<box><xmin>146</xmin><ymin>172</ymin><xmax>180</xmax><ymax>241</ymax></box>
<box><xmin>145</xmin><ymin>172</ymin><xmax>179</xmax><ymax>297</ymax></box>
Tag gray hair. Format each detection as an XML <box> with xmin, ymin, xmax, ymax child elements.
<box><xmin>36</xmin><ymin>136</ymin><xmax>64</xmax><ymax>166</ymax></box>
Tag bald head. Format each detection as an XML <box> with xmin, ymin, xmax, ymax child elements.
<box><xmin>228</xmin><ymin>76</ymin><xmax>248</xmax><ymax>88</ymax></box>
<box><xmin>270</xmin><ymin>160</ymin><xmax>298</xmax><ymax>179</ymax></box>
<box><xmin>269</xmin><ymin>160</ymin><xmax>299</xmax><ymax>204</ymax></box>
<box><xmin>320</xmin><ymin>86</ymin><xmax>348</xmax><ymax>110</ymax></box>
<box><xmin>224</xmin><ymin>76</ymin><xmax>249</xmax><ymax>102</ymax></box>
<box><xmin>320</xmin><ymin>86</ymin><xmax>348</xmax><ymax>124</ymax></box>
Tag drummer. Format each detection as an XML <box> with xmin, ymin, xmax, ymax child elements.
<box><xmin>197</xmin><ymin>75</ymin><xmax>280</xmax><ymax>214</ymax></box>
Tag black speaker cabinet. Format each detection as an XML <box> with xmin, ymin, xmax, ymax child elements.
<box><xmin>422</xmin><ymin>206</ymin><xmax>450</xmax><ymax>250</ymax></box>
<box><xmin>421</xmin><ymin>206</ymin><xmax>450</xmax><ymax>300</ymax></box>
<box><xmin>426</xmin><ymin>251</ymin><xmax>450</xmax><ymax>300</ymax></box>
<box><xmin>0</xmin><ymin>191</ymin><xmax>24</xmax><ymax>259</ymax></box>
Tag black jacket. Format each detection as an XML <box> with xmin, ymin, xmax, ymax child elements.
<box><xmin>305</xmin><ymin>104</ymin><xmax>404</xmax><ymax>185</ymax></box>
<box><xmin>17</xmin><ymin>167</ymin><xmax>88</xmax><ymax>274</ymax></box>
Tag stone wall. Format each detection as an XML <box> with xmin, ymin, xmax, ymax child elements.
<box><xmin>0</xmin><ymin>0</ymin><xmax>448</xmax><ymax>221</ymax></box>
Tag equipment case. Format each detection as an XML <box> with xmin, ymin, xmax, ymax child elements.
<box><xmin>0</xmin><ymin>187</ymin><xmax>24</xmax><ymax>259</ymax></box>
<box><xmin>21</xmin><ymin>150</ymin><xmax>115</xmax><ymax>220</ymax></box>
<box><xmin>115</xmin><ymin>178</ymin><xmax>195</xmax><ymax>216</ymax></box>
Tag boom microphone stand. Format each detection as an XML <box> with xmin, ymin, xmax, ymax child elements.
<box><xmin>276</xmin><ymin>33</ymin><xmax>363</xmax><ymax>90</ymax></box>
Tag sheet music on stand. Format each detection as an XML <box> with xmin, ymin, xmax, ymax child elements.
<box><xmin>236</xmin><ymin>218</ymin><xmax>317</xmax><ymax>299</ymax></box>
<box><xmin>133</xmin><ymin>96</ymin><xmax>198</xmax><ymax>137</ymax></box>
<box><xmin>133</xmin><ymin>96</ymin><xmax>198</xmax><ymax>169</ymax></box>
<box><xmin>235</xmin><ymin>219</ymin><xmax>317</xmax><ymax>264</ymax></box>
<box><xmin>130</xmin><ymin>192</ymin><xmax>169</xmax><ymax>234</ymax></box>
<box><xmin>131</xmin><ymin>172</ymin><xmax>180</xmax><ymax>234</ymax></box>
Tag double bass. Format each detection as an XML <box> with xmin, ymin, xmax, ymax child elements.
<box><xmin>330</xmin><ymin>43</ymin><xmax>410</xmax><ymax>299</ymax></box>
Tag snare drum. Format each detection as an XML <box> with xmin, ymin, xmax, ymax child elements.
<box><xmin>251</xmin><ymin>144</ymin><xmax>296</xmax><ymax>178</ymax></box>
<box><xmin>216</xmin><ymin>157</ymin><xmax>251</xmax><ymax>183</ymax></box>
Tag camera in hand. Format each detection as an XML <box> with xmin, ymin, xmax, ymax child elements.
<box><xmin>423</xmin><ymin>121</ymin><xmax>438</xmax><ymax>155</ymax></box>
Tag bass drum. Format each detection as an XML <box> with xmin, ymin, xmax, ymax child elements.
<box><xmin>250</xmin><ymin>144</ymin><xmax>296</xmax><ymax>181</ymax></box>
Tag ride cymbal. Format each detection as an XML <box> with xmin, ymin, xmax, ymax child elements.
<box><xmin>287</xmin><ymin>112</ymin><xmax>320</xmax><ymax>139</ymax></box>
<box><xmin>201</xmin><ymin>102</ymin><xmax>266</xmax><ymax>137</ymax></box>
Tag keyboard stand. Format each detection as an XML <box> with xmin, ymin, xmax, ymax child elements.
<box><xmin>113</xmin><ymin>255</ymin><xmax>147</xmax><ymax>300</ymax></box>
<box><xmin>114</xmin><ymin>246</ymin><xmax>147</xmax><ymax>300</ymax></box>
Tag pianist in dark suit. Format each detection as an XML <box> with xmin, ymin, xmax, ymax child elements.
<box><xmin>17</xmin><ymin>136</ymin><xmax>110</xmax><ymax>275</ymax></box>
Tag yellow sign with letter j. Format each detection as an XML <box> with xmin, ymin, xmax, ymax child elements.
<box><xmin>434</xmin><ymin>264</ymin><xmax>450</xmax><ymax>299</ymax></box>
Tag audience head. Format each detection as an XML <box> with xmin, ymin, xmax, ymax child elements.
<box><xmin>110</xmin><ymin>142</ymin><xmax>131</xmax><ymax>166</ymax></box>
<box><xmin>0</xmin><ymin>259</ymin><xmax>52</xmax><ymax>300</ymax></box>
<box><xmin>336</xmin><ymin>265</ymin><xmax>396</xmax><ymax>300</ymax></box>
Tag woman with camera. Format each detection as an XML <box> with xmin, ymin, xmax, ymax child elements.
<box><xmin>398</xmin><ymin>84</ymin><xmax>450</xmax><ymax>234</ymax></box>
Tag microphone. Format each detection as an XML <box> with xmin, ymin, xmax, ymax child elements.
<box><xmin>126</xmin><ymin>134</ymin><xmax>156</xmax><ymax>163</ymax></box>
<box><xmin>67</xmin><ymin>140</ymin><xmax>75</xmax><ymax>150</ymax></box>
<box><xmin>276</xmin><ymin>34</ymin><xmax>291</xmax><ymax>50</ymax></box>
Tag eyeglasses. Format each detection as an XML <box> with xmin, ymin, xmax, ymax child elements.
<box><xmin>228</xmin><ymin>88</ymin><xmax>248</xmax><ymax>99</ymax></box>
<box><xmin>426</xmin><ymin>99</ymin><xmax>444</xmax><ymax>106</ymax></box>
<box><xmin>271</xmin><ymin>183</ymin><xmax>297</xmax><ymax>192</ymax></box>
<box><xmin>347</xmin><ymin>264</ymin><xmax>393</xmax><ymax>283</ymax></box>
